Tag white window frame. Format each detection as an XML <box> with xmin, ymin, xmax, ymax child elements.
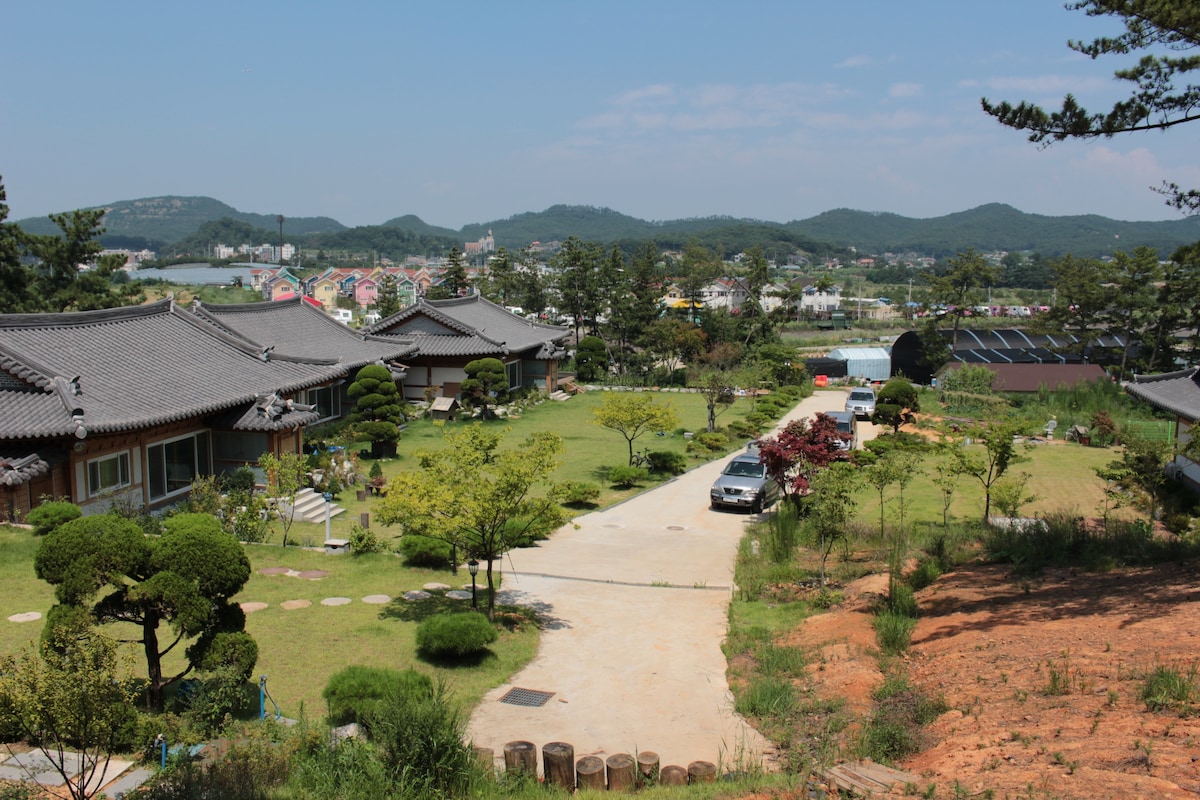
<box><xmin>302</xmin><ymin>385</ymin><xmax>342</xmax><ymax>423</ymax></box>
<box><xmin>87</xmin><ymin>451</ymin><xmax>131</xmax><ymax>497</ymax></box>
<box><xmin>146</xmin><ymin>430</ymin><xmax>211</xmax><ymax>501</ymax></box>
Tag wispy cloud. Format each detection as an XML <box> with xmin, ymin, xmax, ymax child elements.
<box><xmin>982</xmin><ymin>74</ymin><xmax>1110</xmax><ymax>94</ymax></box>
<box><xmin>889</xmin><ymin>82</ymin><xmax>923</xmax><ymax>98</ymax></box>
<box><xmin>835</xmin><ymin>55</ymin><xmax>873</xmax><ymax>69</ymax></box>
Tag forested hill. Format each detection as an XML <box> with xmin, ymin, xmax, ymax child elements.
<box><xmin>787</xmin><ymin>203</ymin><xmax>1200</xmax><ymax>257</ymax></box>
<box><xmin>14</xmin><ymin>196</ymin><xmax>346</xmax><ymax>248</ymax></box>
<box><xmin>15</xmin><ymin>197</ymin><xmax>1200</xmax><ymax>259</ymax></box>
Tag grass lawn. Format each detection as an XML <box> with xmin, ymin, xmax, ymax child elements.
<box><xmin>304</xmin><ymin>389</ymin><xmax>768</xmax><ymax>544</ymax></box>
<box><xmin>849</xmin><ymin>440</ymin><xmax>1125</xmax><ymax>532</ymax></box>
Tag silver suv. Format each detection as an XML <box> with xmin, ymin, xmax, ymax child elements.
<box><xmin>845</xmin><ymin>387</ymin><xmax>876</xmax><ymax>419</ymax></box>
<box><xmin>710</xmin><ymin>452</ymin><xmax>778</xmax><ymax>513</ymax></box>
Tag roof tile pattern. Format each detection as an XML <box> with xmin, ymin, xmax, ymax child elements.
<box><xmin>193</xmin><ymin>298</ymin><xmax>417</xmax><ymax>366</ymax></box>
<box><xmin>0</xmin><ymin>300</ymin><xmax>346</xmax><ymax>439</ymax></box>
<box><xmin>368</xmin><ymin>295</ymin><xmax>568</xmax><ymax>359</ymax></box>
<box><xmin>1127</xmin><ymin>367</ymin><xmax>1200</xmax><ymax>421</ymax></box>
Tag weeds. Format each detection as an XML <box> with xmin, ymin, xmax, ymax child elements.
<box><xmin>873</xmin><ymin>610</ymin><xmax>917</xmax><ymax>655</ymax></box>
<box><xmin>1140</xmin><ymin>662</ymin><xmax>1199</xmax><ymax>716</ymax></box>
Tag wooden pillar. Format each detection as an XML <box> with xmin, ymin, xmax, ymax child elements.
<box><xmin>659</xmin><ymin>765</ymin><xmax>688</xmax><ymax>786</ymax></box>
<box><xmin>637</xmin><ymin>751</ymin><xmax>660</xmax><ymax>785</ymax></box>
<box><xmin>503</xmin><ymin>740</ymin><xmax>536</xmax><ymax>776</ymax></box>
<box><xmin>359</xmin><ymin>512</ymin><xmax>369</xmax><ymax>528</ymax></box>
<box><xmin>606</xmin><ymin>753</ymin><xmax>636</xmax><ymax>792</ymax></box>
<box><xmin>542</xmin><ymin>742</ymin><xmax>574</xmax><ymax>791</ymax></box>
<box><xmin>472</xmin><ymin>746</ymin><xmax>494</xmax><ymax>776</ymax></box>
<box><xmin>688</xmin><ymin>760</ymin><xmax>717</xmax><ymax>784</ymax></box>
<box><xmin>576</xmin><ymin>755</ymin><xmax>605</xmax><ymax>791</ymax></box>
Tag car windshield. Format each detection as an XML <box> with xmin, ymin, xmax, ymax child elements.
<box><xmin>850</xmin><ymin>390</ymin><xmax>874</xmax><ymax>400</ymax></box>
<box><xmin>724</xmin><ymin>460</ymin><xmax>764</xmax><ymax>478</ymax></box>
<box><xmin>837</xmin><ymin>421</ymin><xmax>852</xmax><ymax>433</ymax></box>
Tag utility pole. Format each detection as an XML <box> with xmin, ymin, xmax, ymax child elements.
<box><xmin>276</xmin><ymin>215</ymin><xmax>285</xmax><ymax>265</ymax></box>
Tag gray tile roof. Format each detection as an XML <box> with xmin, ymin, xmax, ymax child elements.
<box><xmin>0</xmin><ymin>450</ymin><xmax>53</xmax><ymax>487</ymax></box>
<box><xmin>192</xmin><ymin>298</ymin><xmax>418</xmax><ymax>367</ymax></box>
<box><xmin>0</xmin><ymin>299</ymin><xmax>347</xmax><ymax>440</ymax></box>
<box><xmin>367</xmin><ymin>295</ymin><xmax>568</xmax><ymax>359</ymax></box>
<box><xmin>1126</xmin><ymin>367</ymin><xmax>1200</xmax><ymax>421</ymax></box>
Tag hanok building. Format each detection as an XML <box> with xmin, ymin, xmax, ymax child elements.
<box><xmin>1125</xmin><ymin>366</ymin><xmax>1200</xmax><ymax>493</ymax></box>
<box><xmin>366</xmin><ymin>294</ymin><xmax>569</xmax><ymax>402</ymax></box>
<box><xmin>0</xmin><ymin>299</ymin><xmax>350</xmax><ymax>521</ymax></box>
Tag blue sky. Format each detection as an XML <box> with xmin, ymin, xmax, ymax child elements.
<box><xmin>4</xmin><ymin>1</ymin><xmax>1196</xmax><ymax>229</ymax></box>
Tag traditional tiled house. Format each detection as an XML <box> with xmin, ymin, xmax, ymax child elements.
<box><xmin>1125</xmin><ymin>367</ymin><xmax>1200</xmax><ymax>493</ymax></box>
<box><xmin>366</xmin><ymin>295</ymin><xmax>569</xmax><ymax>402</ymax></box>
<box><xmin>0</xmin><ymin>299</ymin><xmax>347</xmax><ymax>521</ymax></box>
<box><xmin>191</xmin><ymin>296</ymin><xmax>417</xmax><ymax>424</ymax></box>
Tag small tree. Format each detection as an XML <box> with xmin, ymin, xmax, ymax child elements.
<box><xmin>258</xmin><ymin>451</ymin><xmax>308</xmax><ymax>546</ymax></box>
<box><xmin>0</xmin><ymin>619</ymin><xmax>139</xmax><ymax>800</ymax></box>
<box><xmin>461</xmin><ymin>357</ymin><xmax>510</xmax><ymax>419</ymax></box>
<box><xmin>348</xmin><ymin>363</ymin><xmax>406</xmax><ymax>457</ymax></box>
<box><xmin>574</xmin><ymin>335</ymin><xmax>608</xmax><ymax>383</ymax></box>
<box><xmin>34</xmin><ymin>513</ymin><xmax>255</xmax><ymax>712</ymax></box>
<box><xmin>872</xmin><ymin>376</ymin><xmax>920</xmax><ymax>434</ymax></box>
<box><xmin>1103</xmin><ymin>432</ymin><xmax>1169</xmax><ymax>526</ymax></box>
<box><xmin>376</xmin><ymin>425</ymin><xmax>567</xmax><ymax>619</ymax></box>
<box><xmin>757</xmin><ymin>413</ymin><xmax>851</xmax><ymax>507</ymax></box>
<box><xmin>592</xmin><ymin>392</ymin><xmax>680</xmax><ymax>466</ymax></box>
<box><xmin>950</xmin><ymin>420</ymin><xmax>1028</xmax><ymax>521</ymax></box>
<box><xmin>806</xmin><ymin>462</ymin><xmax>860</xmax><ymax>588</ymax></box>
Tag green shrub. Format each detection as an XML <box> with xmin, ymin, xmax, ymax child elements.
<box><xmin>1140</xmin><ymin>663</ymin><xmax>1198</xmax><ymax>715</ymax></box>
<box><xmin>24</xmin><ymin>501</ymin><xmax>81</xmax><ymax>536</ymax></box>
<box><xmin>734</xmin><ymin>676</ymin><xmax>796</xmax><ymax>717</ymax></box>
<box><xmin>293</xmin><ymin>738</ymin><xmax>390</xmax><ymax>800</ymax></box>
<box><xmin>415</xmin><ymin>613</ymin><xmax>498</xmax><ymax>660</ymax></box>
<box><xmin>368</xmin><ymin>680</ymin><xmax>476</xmax><ymax>797</ymax></box>
<box><xmin>647</xmin><ymin>450</ymin><xmax>687</xmax><ymax>475</ymax></box>
<box><xmin>888</xmin><ymin>584</ymin><xmax>919</xmax><ymax>618</ymax></box>
<box><xmin>399</xmin><ymin>535</ymin><xmax>452</xmax><ymax>568</ymax></box>
<box><xmin>348</xmin><ymin>524</ymin><xmax>386</xmax><ymax>555</ymax></box>
<box><xmin>727</xmin><ymin>420</ymin><xmax>759</xmax><ymax>439</ymax></box>
<box><xmin>860</xmin><ymin>676</ymin><xmax>948</xmax><ymax>763</ymax></box>
<box><xmin>907</xmin><ymin>557</ymin><xmax>943</xmax><ymax>591</ymax></box>
<box><xmin>873</xmin><ymin>610</ymin><xmax>917</xmax><ymax>655</ymax></box>
<box><xmin>608</xmin><ymin>465</ymin><xmax>650</xmax><ymax>488</ymax></box>
<box><xmin>323</xmin><ymin>665</ymin><xmax>433</xmax><ymax>728</ymax></box>
<box><xmin>744</xmin><ymin>411</ymin><xmax>771</xmax><ymax>429</ymax></box>
<box><xmin>690</xmin><ymin>431</ymin><xmax>728</xmax><ymax>453</ymax></box>
<box><xmin>561</xmin><ymin>481</ymin><xmax>601</xmax><ymax>507</ymax></box>
<box><xmin>220</xmin><ymin>467</ymin><xmax>257</xmax><ymax>493</ymax></box>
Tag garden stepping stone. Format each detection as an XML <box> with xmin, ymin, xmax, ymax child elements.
<box><xmin>446</xmin><ymin>590</ymin><xmax>472</xmax><ymax>600</ymax></box>
<box><xmin>402</xmin><ymin>590</ymin><xmax>432</xmax><ymax>601</ymax></box>
<box><xmin>280</xmin><ymin>600</ymin><xmax>311</xmax><ymax>610</ymax></box>
<box><xmin>259</xmin><ymin>567</ymin><xmax>290</xmax><ymax>576</ymax></box>
<box><xmin>296</xmin><ymin>570</ymin><xmax>330</xmax><ymax>580</ymax></box>
<box><xmin>361</xmin><ymin>594</ymin><xmax>390</xmax><ymax>604</ymax></box>
<box><xmin>321</xmin><ymin>597</ymin><xmax>352</xmax><ymax>606</ymax></box>
<box><xmin>240</xmin><ymin>602</ymin><xmax>268</xmax><ymax>613</ymax></box>
<box><xmin>7</xmin><ymin>611</ymin><xmax>41</xmax><ymax>623</ymax></box>
<box><xmin>422</xmin><ymin>582</ymin><xmax>451</xmax><ymax>591</ymax></box>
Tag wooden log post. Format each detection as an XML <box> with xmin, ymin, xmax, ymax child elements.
<box><xmin>576</xmin><ymin>755</ymin><xmax>606</xmax><ymax>791</ymax></box>
<box><xmin>473</xmin><ymin>746</ymin><xmax>495</xmax><ymax>776</ymax></box>
<box><xmin>606</xmin><ymin>753</ymin><xmax>637</xmax><ymax>792</ymax></box>
<box><xmin>503</xmin><ymin>740</ymin><xmax>537</xmax><ymax>777</ymax></box>
<box><xmin>637</xmin><ymin>751</ymin><xmax>660</xmax><ymax>785</ymax></box>
<box><xmin>659</xmin><ymin>765</ymin><xmax>688</xmax><ymax>786</ymax></box>
<box><xmin>542</xmin><ymin>742</ymin><xmax>575</xmax><ymax>791</ymax></box>
<box><xmin>688</xmin><ymin>760</ymin><xmax>718</xmax><ymax>784</ymax></box>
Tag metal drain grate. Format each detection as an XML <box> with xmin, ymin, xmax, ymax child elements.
<box><xmin>499</xmin><ymin>687</ymin><xmax>555</xmax><ymax>707</ymax></box>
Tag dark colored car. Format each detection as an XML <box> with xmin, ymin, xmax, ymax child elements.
<box><xmin>710</xmin><ymin>452</ymin><xmax>779</xmax><ymax>513</ymax></box>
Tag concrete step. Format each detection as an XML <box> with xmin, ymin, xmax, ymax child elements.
<box><xmin>549</xmin><ymin>390</ymin><xmax>571</xmax><ymax>402</ymax></box>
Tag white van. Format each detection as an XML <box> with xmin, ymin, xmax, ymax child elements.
<box><xmin>331</xmin><ymin>309</ymin><xmax>353</xmax><ymax>325</ymax></box>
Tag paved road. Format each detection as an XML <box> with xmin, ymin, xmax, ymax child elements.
<box><xmin>466</xmin><ymin>388</ymin><xmax>861</xmax><ymax>772</ymax></box>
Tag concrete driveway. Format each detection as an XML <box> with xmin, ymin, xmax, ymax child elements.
<box><xmin>466</xmin><ymin>388</ymin><xmax>861</xmax><ymax>772</ymax></box>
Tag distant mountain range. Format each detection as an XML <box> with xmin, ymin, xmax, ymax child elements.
<box><xmin>14</xmin><ymin>196</ymin><xmax>1200</xmax><ymax>259</ymax></box>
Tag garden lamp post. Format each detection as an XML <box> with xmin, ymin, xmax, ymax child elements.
<box><xmin>468</xmin><ymin>559</ymin><xmax>479</xmax><ymax>610</ymax></box>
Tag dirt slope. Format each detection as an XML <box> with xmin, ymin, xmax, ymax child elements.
<box><xmin>786</xmin><ymin>562</ymin><xmax>1200</xmax><ymax>799</ymax></box>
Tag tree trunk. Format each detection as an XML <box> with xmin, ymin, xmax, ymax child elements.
<box><xmin>576</xmin><ymin>756</ymin><xmax>605</xmax><ymax>790</ymax></box>
<box><xmin>502</xmin><ymin>741</ymin><xmax>536</xmax><ymax>776</ymax></box>
<box><xmin>659</xmin><ymin>765</ymin><xmax>688</xmax><ymax>785</ymax></box>
<box><xmin>688</xmin><ymin>760</ymin><xmax>717</xmax><ymax>783</ymax></box>
<box><xmin>143</xmin><ymin>614</ymin><xmax>163</xmax><ymax>711</ymax></box>
<box><xmin>637</xmin><ymin>751</ymin><xmax>660</xmax><ymax>785</ymax></box>
<box><xmin>606</xmin><ymin>753</ymin><xmax>637</xmax><ymax>792</ymax></box>
<box><xmin>542</xmin><ymin>742</ymin><xmax>574</xmax><ymax>790</ymax></box>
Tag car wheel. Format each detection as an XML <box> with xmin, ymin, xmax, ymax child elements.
<box><xmin>752</xmin><ymin>497</ymin><xmax>763</xmax><ymax>514</ymax></box>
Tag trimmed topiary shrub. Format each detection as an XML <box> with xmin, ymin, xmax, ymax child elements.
<box><xmin>415</xmin><ymin>613</ymin><xmax>497</xmax><ymax>660</ymax></box>
<box><xmin>647</xmin><ymin>450</ymin><xmax>687</xmax><ymax>475</ymax></box>
<box><xmin>25</xmin><ymin>501</ymin><xmax>82</xmax><ymax>536</ymax></box>
<box><xmin>348</xmin><ymin>524</ymin><xmax>386</xmax><ymax>555</ymax></box>
<box><xmin>561</xmin><ymin>481</ymin><xmax>602</xmax><ymax>507</ymax></box>
<box><xmin>399</xmin><ymin>535</ymin><xmax>452</xmax><ymax>568</ymax></box>
<box><xmin>323</xmin><ymin>665</ymin><xmax>433</xmax><ymax>728</ymax></box>
<box><xmin>608</xmin><ymin>465</ymin><xmax>649</xmax><ymax>488</ymax></box>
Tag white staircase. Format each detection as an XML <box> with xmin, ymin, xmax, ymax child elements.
<box><xmin>549</xmin><ymin>390</ymin><xmax>572</xmax><ymax>402</ymax></box>
<box><xmin>279</xmin><ymin>488</ymin><xmax>346</xmax><ymax>523</ymax></box>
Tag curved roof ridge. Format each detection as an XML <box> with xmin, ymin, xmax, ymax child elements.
<box><xmin>171</xmin><ymin>305</ymin><xmax>340</xmax><ymax>366</ymax></box>
<box><xmin>0</xmin><ymin>341</ymin><xmax>58</xmax><ymax>390</ymax></box>
<box><xmin>0</xmin><ymin>297</ymin><xmax>171</xmax><ymax>329</ymax></box>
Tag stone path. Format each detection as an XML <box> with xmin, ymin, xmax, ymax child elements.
<box><xmin>234</xmin><ymin>579</ymin><xmax>482</xmax><ymax>614</ymax></box>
